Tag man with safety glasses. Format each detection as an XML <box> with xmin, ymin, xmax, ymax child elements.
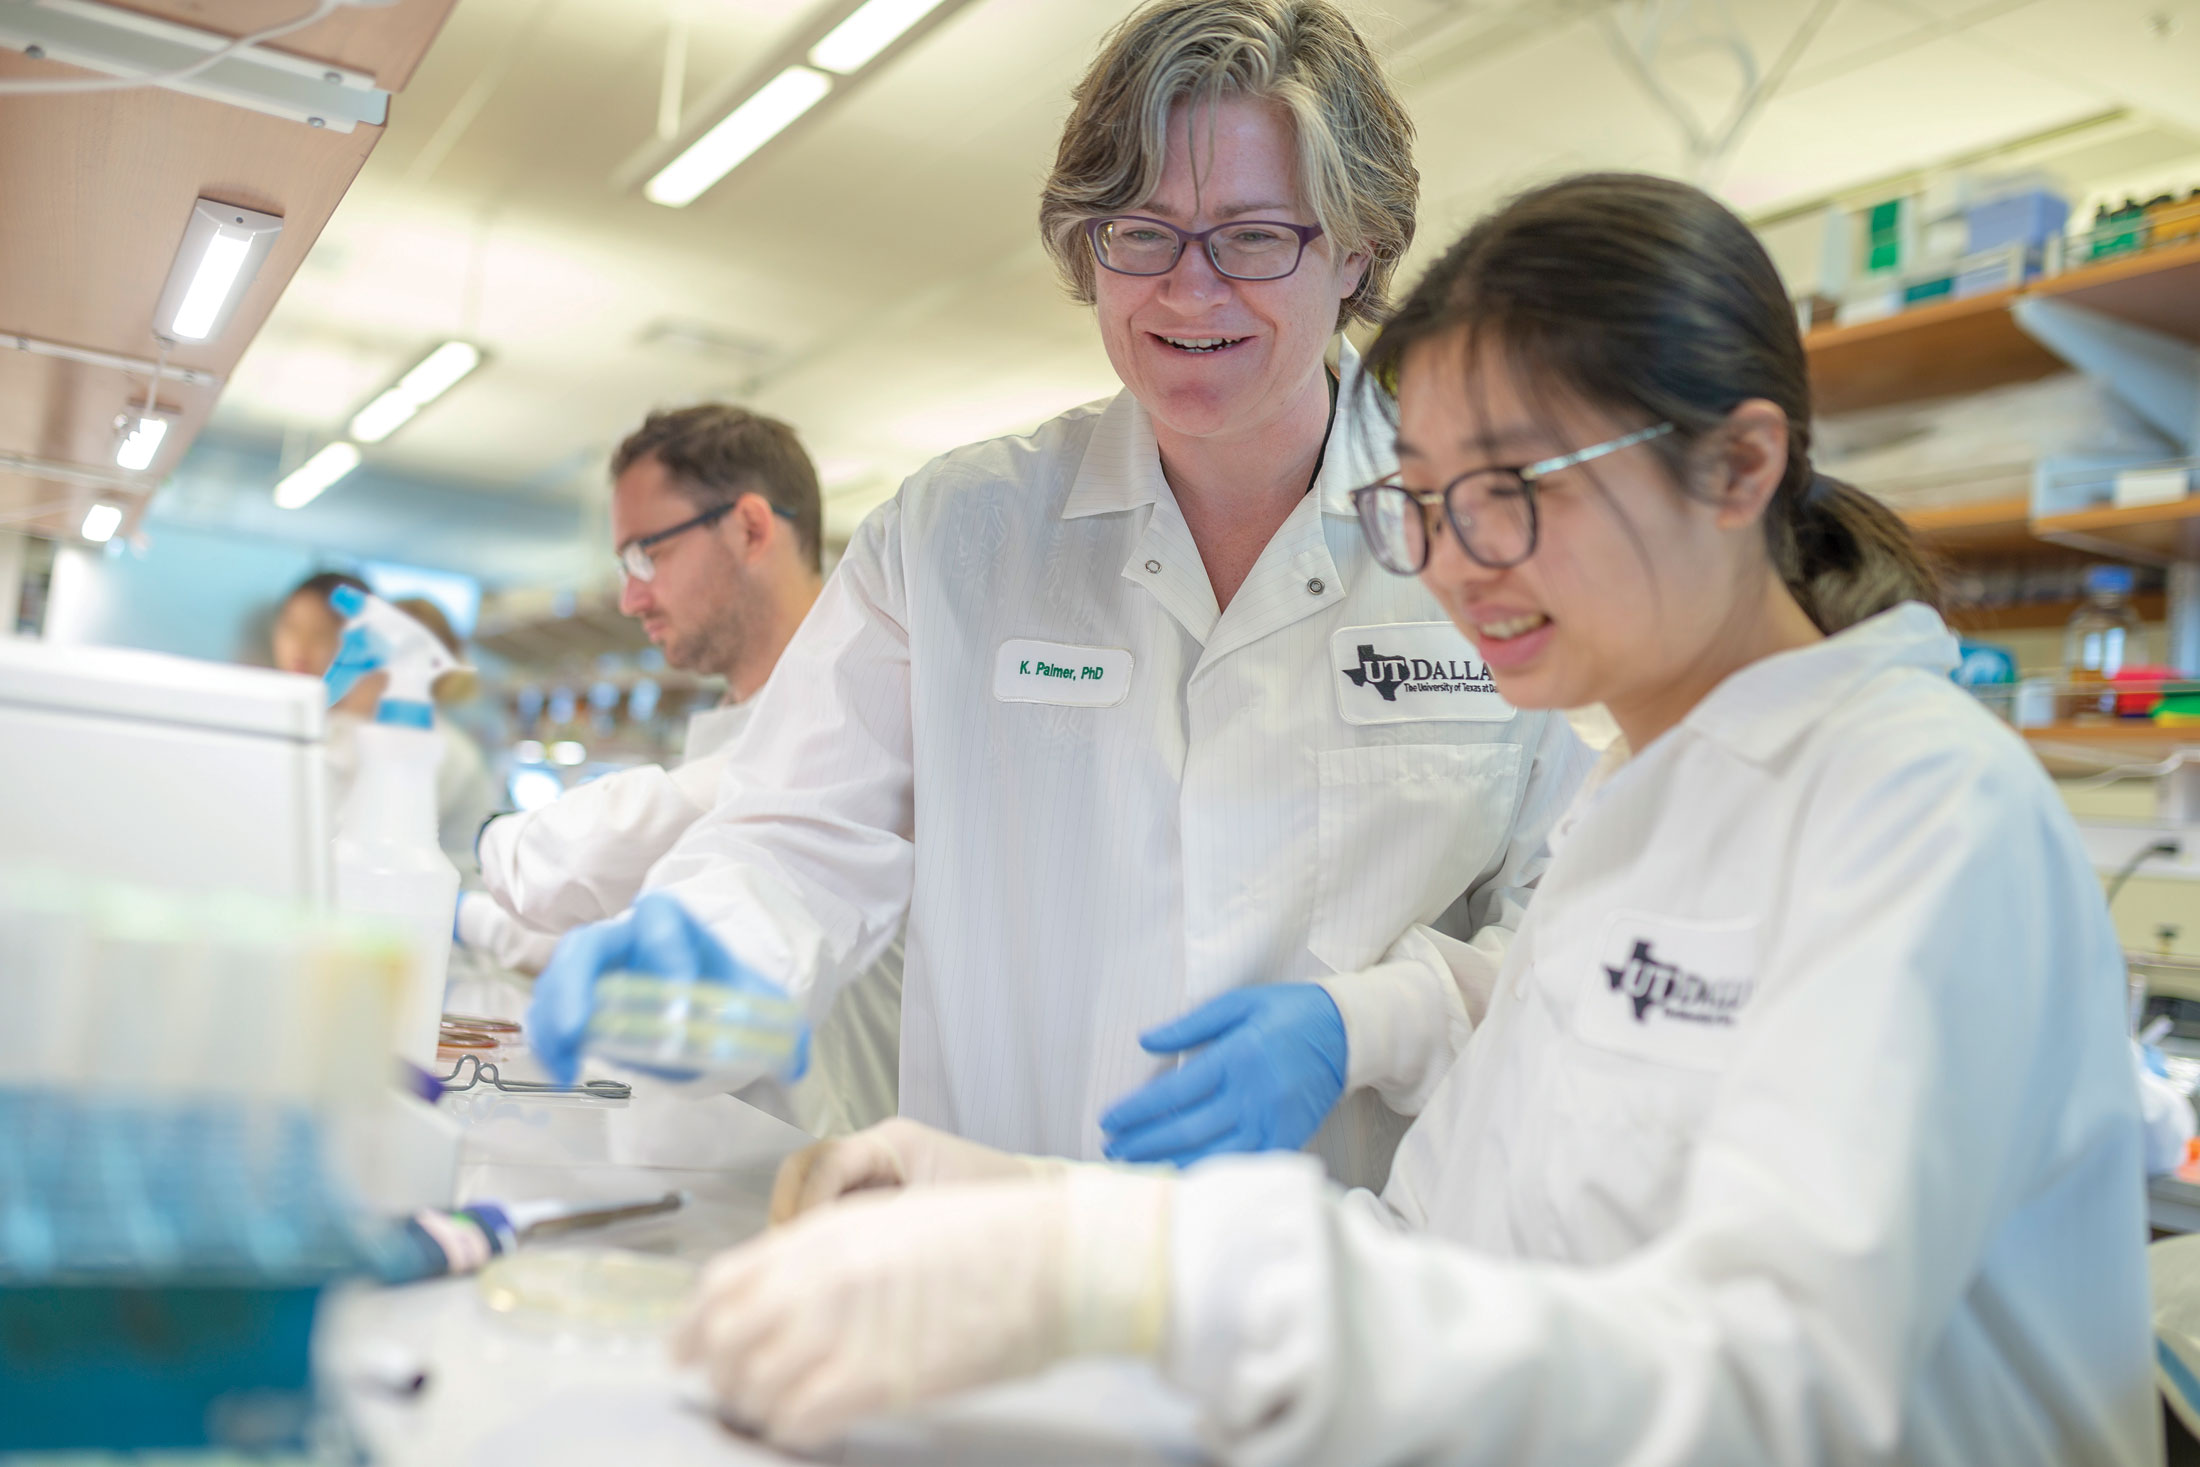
<box><xmin>457</xmin><ymin>403</ymin><xmax>901</xmax><ymax>1137</ymax></box>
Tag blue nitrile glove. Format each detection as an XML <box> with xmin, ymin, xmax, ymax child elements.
<box><xmin>1099</xmin><ymin>983</ymin><xmax>1347</xmax><ymax>1165</ymax></box>
<box><xmin>324</xmin><ymin>623</ymin><xmax>385</xmax><ymax>706</ymax></box>
<box><xmin>524</xmin><ymin>891</ymin><xmax>807</xmax><ymax>1086</ymax></box>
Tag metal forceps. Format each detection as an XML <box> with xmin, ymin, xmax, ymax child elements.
<box><xmin>436</xmin><ymin>1053</ymin><xmax>631</xmax><ymax>1101</ymax></box>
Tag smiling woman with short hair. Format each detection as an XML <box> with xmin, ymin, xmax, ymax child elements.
<box><xmin>526</xmin><ymin>0</ymin><xmax>1591</xmax><ymax>1202</ymax></box>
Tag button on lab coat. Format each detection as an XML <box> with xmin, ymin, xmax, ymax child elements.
<box><xmin>1163</xmin><ymin>605</ymin><xmax>2157</xmax><ymax>1466</ymax></box>
<box><xmin>646</xmin><ymin>347</ymin><xmax>1591</xmax><ymax>1187</ymax></box>
<box><xmin>468</xmin><ymin>701</ymin><xmax>902</xmax><ymax>1137</ymax></box>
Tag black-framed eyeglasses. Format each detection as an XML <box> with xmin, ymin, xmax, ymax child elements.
<box><xmin>617</xmin><ymin>497</ymin><xmax>799</xmax><ymax>582</ymax></box>
<box><xmin>1350</xmin><ymin>422</ymin><xmax>1676</xmax><ymax>574</ymax></box>
<box><xmin>1086</xmin><ymin>215</ymin><xmax>1324</xmax><ymax>281</ymax></box>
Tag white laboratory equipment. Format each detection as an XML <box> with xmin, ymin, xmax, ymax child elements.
<box><xmin>325</xmin><ymin>585</ymin><xmax>464</xmax><ymax>1070</ymax></box>
<box><xmin>0</xmin><ymin>637</ymin><xmax>329</xmax><ymax>902</ymax></box>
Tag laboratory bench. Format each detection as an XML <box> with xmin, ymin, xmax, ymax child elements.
<box><xmin>318</xmin><ymin>971</ymin><xmax>1203</xmax><ymax>1466</ymax></box>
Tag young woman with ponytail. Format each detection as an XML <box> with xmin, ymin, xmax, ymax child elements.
<box><xmin>671</xmin><ymin>173</ymin><xmax>2157</xmax><ymax>1467</ymax></box>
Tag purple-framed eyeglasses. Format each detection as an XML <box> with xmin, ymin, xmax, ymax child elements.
<box><xmin>1085</xmin><ymin>215</ymin><xmax>1325</xmax><ymax>281</ymax></box>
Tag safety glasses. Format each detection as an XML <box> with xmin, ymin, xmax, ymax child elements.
<box><xmin>618</xmin><ymin>498</ymin><xmax>798</xmax><ymax>582</ymax></box>
<box><xmin>1350</xmin><ymin>422</ymin><xmax>1675</xmax><ymax>574</ymax></box>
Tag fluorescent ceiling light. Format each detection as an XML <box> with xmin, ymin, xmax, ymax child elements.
<box><xmin>155</xmin><ymin>199</ymin><xmax>283</xmax><ymax>344</ymax></box>
<box><xmin>172</xmin><ymin>233</ymin><xmax>251</xmax><ymax>340</ymax></box>
<box><xmin>348</xmin><ymin>340</ymin><xmax>483</xmax><ymax>444</ymax></box>
<box><xmin>80</xmin><ymin>503</ymin><xmax>123</xmax><ymax>543</ymax></box>
<box><xmin>810</xmin><ymin>0</ymin><xmax>949</xmax><ymax>74</ymax></box>
<box><xmin>115</xmin><ymin>416</ymin><xmax>169</xmax><ymax>473</ymax></box>
<box><xmin>273</xmin><ymin>441</ymin><xmax>361</xmax><ymax>510</ymax></box>
<box><xmin>646</xmin><ymin>65</ymin><xmax>832</xmax><ymax>207</ymax></box>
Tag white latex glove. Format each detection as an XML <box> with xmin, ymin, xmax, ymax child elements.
<box><xmin>769</xmin><ymin>1116</ymin><xmax>1063</xmax><ymax>1223</ymax></box>
<box><xmin>674</xmin><ymin>1168</ymin><xmax>1172</xmax><ymax>1450</ymax></box>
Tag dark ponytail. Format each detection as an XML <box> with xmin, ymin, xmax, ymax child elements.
<box><xmin>1363</xmin><ymin>172</ymin><xmax>1940</xmax><ymax>632</ymax></box>
<box><xmin>1783</xmin><ymin>472</ymin><xmax>1941</xmax><ymax>635</ymax></box>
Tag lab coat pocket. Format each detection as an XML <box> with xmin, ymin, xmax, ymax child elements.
<box><xmin>1308</xmin><ymin>742</ymin><xmax>1523</xmax><ymax>974</ymax></box>
<box><xmin>1546</xmin><ymin>1043</ymin><xmax>1720</xmax><ymax>1254</ymax></box>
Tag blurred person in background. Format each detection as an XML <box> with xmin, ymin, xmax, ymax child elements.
<box><xmin>270</xmin><ymin>571</ymin><xmax>497</xmax><ymax>876</ymax></box>
<box><xmin>458</xmin><ymin>404</ymin><xmax>901</xmax><ymax>1137</ymax></box>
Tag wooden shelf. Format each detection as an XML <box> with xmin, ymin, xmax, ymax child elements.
<box><xmin>1804</xmin><ymin>239</ymin><xmax>2200</xmax><ymax>418</ymax></box>
<box><xmin>1806</xmin><ymin>289</ymin><xmax>2064</xmax><ymax>415</ymax></box>
<box><xmin>2031</xmin><ymin>239</ymin><xmax>2200</xmax><ymax>345</ymax></box>
<box><xmin>2023</xmin><ymin>721</ymin><xmax>2200</xmax><ymax>772</ymax></box>
<box><xmin>2036</xmin><ymin>498</ymin><xmax>2200</xmax><ymax>563</ymax></box>
<box><xmin>1900</xmin><ymin>496</ymin><xmax>2039</xmax><ymax>558</ymax></box>
<box><xmin>2024</xmin><ymin>721</ymin><xmax>2196</xmax><ymax>744</ymax></box>
<box><xmin>1945</xmin><ymin>591</ymin><xmax>2167</xmax><ymax>633</ymax></box>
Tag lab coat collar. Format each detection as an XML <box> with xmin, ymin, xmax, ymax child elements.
<box><xmin>1061</xmin><ymin>390</ymin><xmax>1166</xmax><ymax>521</ymax></box>
<box><xmin>1316</xmin><ymin>338</ymin><xmax>1385</xmax><ymax>521</ymax></box>
<box><xmin>1680</xmin><ymin>601</ymin><xmax>1960</xmax><ymax>767</ymax></box>
<box><xmin>1059</xmin><ymin>338</ymin><xmax>1381</xmax><ymax>523</ymax></box>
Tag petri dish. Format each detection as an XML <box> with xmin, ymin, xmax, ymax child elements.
<box><xmin>477</xmin><ymin>1247</ymin><xmax>698</xmax><ymax>1331</ymax></box>
<box><xmin>585</xmin><ymin>973</ymin><xmax>803</xmax><ymax>1084</ymax></box>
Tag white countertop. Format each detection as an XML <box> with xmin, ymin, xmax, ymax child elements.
<box><xmin>318</xmin><ymin>968</ymin><xmax>1206</xmax><ymax>1465</ymax></box>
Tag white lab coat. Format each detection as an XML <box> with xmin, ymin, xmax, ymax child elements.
<box><xmin>466</xmin><ymin>702</ymin><xmax>903</xmax><ymax>1138</ymax></box>
<box><xmin>1162</xmin><ymin>604</ymin><xmax>2158</xmax><ymax>1466</ymax></box>
<box><xmin>646</xmin><ymin>345</ymin><xmax>1592</xmax><ymax>1188</ymax></box>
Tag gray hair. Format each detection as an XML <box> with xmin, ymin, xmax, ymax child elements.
<box><xmin>1038</xmin><ymin>0</ymin><xmax>1418</xmax><ymax>331</ymax></box>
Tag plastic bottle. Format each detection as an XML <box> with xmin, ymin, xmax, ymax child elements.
<box><xmin>325</xmin><ymin>587</ymin><xmax>463</xmax><ymax>1069</ymax></box>
<box><xmin>2063</xmin><ymin>564</ymin><xmax>2146</xmax><ymax>720</ymax></box>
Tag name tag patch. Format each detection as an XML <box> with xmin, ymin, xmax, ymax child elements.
<box><xmin>1331</xmin><ymin>622</ymin><xmax>1516</xmax><ymax>726</ymax></box>
<box><xmin>993</xmin><ymin>639</ymin><xmax>1132</xmax><ymax>708</ymax></box>
<box><xmin>1575</xmin><ymin>911</ymin><xmax>1759</xmax><ymax>1070</ymax></box>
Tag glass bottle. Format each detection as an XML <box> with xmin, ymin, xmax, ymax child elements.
<box><xmin>2063</xmin><ymin>564</ymin><xmax>2145</xmax><ymax>719</ymax></box>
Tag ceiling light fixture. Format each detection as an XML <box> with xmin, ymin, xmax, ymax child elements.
<box><xmin>645</xmin><ymin>64</ymin><xmax>832</xmax><ymax>207</ymax></box>
<box><xmin>155</xmin><ymin>198</ymin><xmax>284</xmax><ymax>344</ymax></box>
<box><xmin>809</xmin><ymin>0</ymin><xmax>950</xmax><ymax>74</ymax></box>
<box><xmin>80</xmin><ymin>503</ymin><xmax>124</xmax><ymax>543</ymax></box>
<box><xmin>348</xmin><ymin>340</ymin><xmax>484</xmax><ymax>444</ymax></box>
<box><xmin>114</xmin><ymin>415</ymin><xmax>170</xmax><ymax>473</ymax></box>
<box><xmin>273</xmin><ymin>441</ymin><xmax>361</xmax><ymax>510</ymax></box>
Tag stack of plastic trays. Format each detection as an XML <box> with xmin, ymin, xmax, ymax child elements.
<box><xmin>0</xmin><ymin>866</ymin><xmax>408</xmax><ymax>1453</ymax></box>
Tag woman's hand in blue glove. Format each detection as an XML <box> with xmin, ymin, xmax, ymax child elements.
<box><xmin>523</xmin><ymin>892</ymin><xmax>802</xmax><ymax>1085</ymax></box>
<box><xmin>1098</xmin><ymin>984</ymin><xmax>1347</xmax><ymax>1165</ymax></box>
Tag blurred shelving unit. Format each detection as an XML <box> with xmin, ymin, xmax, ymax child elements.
<box><xmin>1807</xmin><ymin>289</ymin><xmax>2065</xmax><ymax>416</ymax></box>
<box><xmin>474</xmin><ymin>591</ymin><xmax>652</xmax><ymax>667</ymax></box>
<box><xmin>466</xmin><ymin>586</ymin><xmax>724</xmax><ymax>782</ymax></box>
<box><xmin>1945</xmin><ymin>592</ymin><xmax>2167</xmax><ymax>634</ymax></box>
<box><xmin>1804</xmin><ymin>235</ymin><xmax>2200</xmax><ymax>774</ymax></box>
<box><xmin>1900</xmin><ymin>495</ymin><xmax>2057</xmax><ymax>559</ymax></box>
<box><xmin>2029</xmin><ymin>239</ymin><xmax>2200</xmax><ymax>340</ymax></box>
<box><xmin>1811</xmin><ymin>242</ymin><xmax>2197</xmax><ymax>562</ymax></box>
<box><xmin>1806</xmin><ymin>240</ymin><xmax>2200</xmax><ymax>423</ymax></box>
<box><xmin>2035</xmin><ymin>500</ymin><xmax>2200</xmax><ymax>563</ymax></box>
<box><xmin>2022</xmin><ymin>721</ymin><xmax>2200</xmax><ymax>778</ymax></box>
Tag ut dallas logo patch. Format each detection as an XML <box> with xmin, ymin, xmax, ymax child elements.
<box><xmin>1575</xmin><ymin>913</ymin><xmax>1760</xmax><ymax>1070</ymax></box>
<box><xmin>1330</xmin><ymin>623</ymin><xmax>1516</xmax><ymax>725</ymax></box>
<box><xmin>1340</xmin><ymin>643</ymin><xmax>1495</xmax><ymax>703</ymax></box>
